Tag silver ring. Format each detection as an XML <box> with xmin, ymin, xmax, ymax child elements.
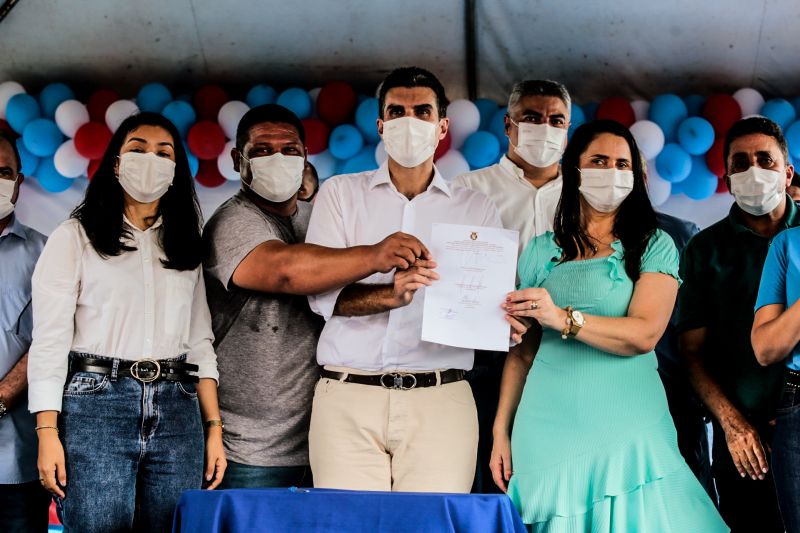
<box><xmin>530</xmin><ymin>301</ymin><xmax>538</xmax><ymax>310</ymax></box>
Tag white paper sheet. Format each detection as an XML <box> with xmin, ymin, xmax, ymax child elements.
<box><xmin>421</xmin><ymin>223</ymin><xmax>519</xmax><ymax>351</ymax></box>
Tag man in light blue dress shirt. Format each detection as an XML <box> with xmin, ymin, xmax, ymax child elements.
<box><xmin>0</xmin><ymin>131</ymin><xmax>50</xmax><ymax>532</ymax></box>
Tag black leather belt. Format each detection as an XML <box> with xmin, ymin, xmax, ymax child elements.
<box><xmin>69</xmin><ymin>357</ymin><xmax>199</xmax><ymax>383</ymax></box>
<box><xmin>788</xmin><ymin>370</ymin><xmax>800</xmax><ymax>388</ymax></box>
<box><xmin>320</xmin><ymin>368</ymin><xmax>465</xmax><ymax>390</ymax></box>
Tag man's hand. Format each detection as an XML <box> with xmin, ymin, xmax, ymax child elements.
<box><xmin>721</xmin><ymin>412</ymin><xmax>769</xmax><ymax>480</ymax></box>
<box><xmin>392</xmin><ymin>259</ymin><xmax>439</xmax><ymax>307</ymax></box>
<box><xmin>371</xmin><ymin>232</ymin><xmax>433</xmax><ymax>273</ymax></box>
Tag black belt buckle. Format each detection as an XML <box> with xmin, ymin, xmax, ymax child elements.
<box><xmin>380</xmin><ymin>372</ymin><xmax>417</xmax><ymax>390</ymax></box>
<box><xmin>130</xmin><ymin>359</ymin><xmax>161</xmax><ymax>383</ymax></box>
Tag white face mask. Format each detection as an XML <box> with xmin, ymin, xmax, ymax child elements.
<box><xmin>579</xmin><ymin>168</ymin><xmax>635</xmax><ymax>213</ymax></box>
<box><xmin>729</xmin><ymin>166</ymin><xmax>786</xmax><ymax>216</ymax></box>
<box><xmin>0</xmin><ymin>177</ymin><xmax>16</xmax><ymax>219</ymax></box>
<box><xmin>381</xmin><ymin>117</ymin><xmax>439</xmax><ymax>168</ymax></box>
<box><xmin>242</xmin><ymin>152</ymin><xmax>305</xmax><ymax>203</ymax></box>
<box><xmin>118</xmin><ymin>152</ymin><xmax>176</xmax><ymax>204</ymax></box>
<box><xmin>510</xmin><ymin>121</ymin><xmax>567</xmax><ymax>168</ymax></box>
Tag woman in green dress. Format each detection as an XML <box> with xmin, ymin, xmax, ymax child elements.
<box><xmin>490</xmin><ymin>120</ymin><xmax>727</xmax><ymax>532</ymax></box>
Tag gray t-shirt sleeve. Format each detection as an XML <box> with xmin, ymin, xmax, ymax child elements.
<box><xmin>204</xmin><ymin>200</ymin><xmax>284</xmax><ymax>291</ymax></box>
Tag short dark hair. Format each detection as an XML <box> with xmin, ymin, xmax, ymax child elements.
<box><xmin>378</xmin><ymin>67</ymin><xmax>449</xmax><ymax>119</ymax></box>
<box><xmin>236</xmin><ymin>104</ymin><xmax>305</xmax><ymax>153</ymax></box>
<box><xmin>71</xmin><ymin>112</ymin><xmax>203</xmax><ymax>271</ymax></box>
<box><xmin>723</xmin><ymin>116</ymin><xmax>789</xmax><ymax>172</ymax></box>
<box><xmin>0</xmin><ymin>131</ymin><xmax>22</xmax><ymax>173</ymax></box>
<box><xmin>508</xmin><ymin>80</ymin><xmax>571</xmax><ymax>116</ymax></box>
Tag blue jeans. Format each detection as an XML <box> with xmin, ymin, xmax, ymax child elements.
<box><xmin>58</xmin><ymin>354</ymin><xmax>204</xmax><ymax>533</ymax></box>
<box><xmin>773</xmin><ymin>383</ymin><xmax>800</xmax><ymax>532</ymax></box>
<box><xmin>0</xmin><ymin>480</ymin><xmax>51</xmax><ymax>532</ymax></box>
<box><xmin>219</xmin><ymin>461</ymin><xmax>311</xmax><ymax>489</ymax></box>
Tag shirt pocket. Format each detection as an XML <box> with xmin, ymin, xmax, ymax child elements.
<box><xmin>0</xmin><ymin>285</ymin><xmax>31</xmax><ymax>338</ymax></box>
<box><xmin>163</xmin><ymin>273</ymin><xmax>196</xmax><ymax>338</ymax></box>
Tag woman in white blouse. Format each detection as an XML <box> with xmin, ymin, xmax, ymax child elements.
<box><xmin>28</xmin><ymin>112</ymin><xmax>226</xmax><ymax>532</ymax></box>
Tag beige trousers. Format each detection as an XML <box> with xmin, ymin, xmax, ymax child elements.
<box><xmin>308</xmin><ymin>368</ymin><xmax>478</xmax><ymax>493</ymax></box>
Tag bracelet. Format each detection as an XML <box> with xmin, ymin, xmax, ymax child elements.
<box><xmin>35</xmin><ymin>425</ymin><xmax>59</xmax><ymax>433</ymax></box>
<box><xmin>204</xmin><ymin>419</ymin><xmax>224</xmax><ymax>430</ymax></box>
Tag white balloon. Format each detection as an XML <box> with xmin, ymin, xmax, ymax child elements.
<box><xmin>308</xmin><ymin>149</ymin><xmax>337</xmax><ymax>180</ymax></box>
<box><xmin>631</xmin><ymin>100</ymin><xmax>650</xmax><ymax>122</ymax></box>
<box><xmin>374</xmin><ymin>141</ymin><xmax>387</xmax><ymax>165</ymax></box>
<box><xmin>105</xmin><ymin>100</ymin><xmax>139</xmax><ymax>132</ymax></box>
<box><xmin>53</xmin><ymin>139</ymin><xmax>90</xmax><ymax>178</ymax></box>
<box><xmin>630</xmin><ymin>120</ymin><xmax>665</xmax><ymax>161</ymax></box>
<box><xmin>55</xmin><ymin>99</ymin><xmax>90</xmax><ymax>138</ymax></box>
<box><xmin>447</xmin><ymin>99</ymin><xmax>481</xmax><ymax>150</ymax></box>
<box><xmin>217</xmin><ymin>140</ymin><xmax>239</xmax><ymax>181</ymax></box>
<box><xmin>435</xmin><ymin>150</ymin><xmax>470</xmax><ymax>181</ymax></box>
<box><xmin>217</xmin><ymin>100</ymin><xmax>250</xmax><ymax>140</ymax></box>
<box><xmin>646</xmin><ymin>158</ymin><xmax>672</xmax><ymax>207</ymax></box>
<box><xmin>0</xmin><ymin>81</ymin><xmax>25</xmax><ymax>119</ymax></box>
<box><xmin>733</xmin><ymin>88</ymin><xmax>765</xmax><ymax>117</ymax></box>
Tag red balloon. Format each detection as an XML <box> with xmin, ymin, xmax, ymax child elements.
<box><xmin>74</xmin><ymin>122</ymin><xmax>113</xmax><ymax>160</ymax></box>
<box><xmin>316</xmin><ymin>81</ymin><xmax>357</xmax><ymax>126</ymax></box>
<box><xmin>0</xmin><ymin>119</ymin><xmax>13</xmax><ymax>135</ymax></box>
<box><xmin>716</xmin><ymin>176</ymin><xmax>729</xmax><ymax>194</ymax></box>
<box><xmin>87</xmin><ymin>89</ymin><xmax>120</xmax><ymax>122</ymax></box>
<box><xmin>302</xmin><ymin>118</ymin><xmax>330</xmax><ymax>155</ymax></box>
<box><xmin>193</xmin><ymin>85</ymin><xmax>229</xmax><ymax>121</ymax></box>
<box><xmin>705</xmin><ymin>138</ymin><xmax>726</xmax><ymax>178</ymax></box>
<box><xmin>87</xmin><ymin>158</ymin><xmax>101</xmax><ymax>180</ymax></box>
<box><xmin>595</xmin><ymin>97</ymin><xmax>635</xmax><ymax>128</ymax></box>
<box><xmin>434</xmin><ymin>130</ymin><xmax>452</xmax><ymax>161</ymax></box>
<box><xmin>187</xmin><ymin>121</ymin><xmax>226</xmax><ymax>160</ymax></box>
<box><xmin>702</xmin><ymin>94</ymin><xmax>741</xmax><ymax>136</ymax></box>
<box><xmin>195</xmin><ymin>159</ymin><xmax>226</xmax><ymax>188</ymax></box>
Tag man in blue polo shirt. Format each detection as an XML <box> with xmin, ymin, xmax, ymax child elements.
<box><xmin>0</xmin><ymin>131</ymin><xmax>49</xmax><ymax>532</ymax></box>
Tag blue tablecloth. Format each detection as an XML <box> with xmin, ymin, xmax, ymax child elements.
<box><xmin>172</xmin><ymin>487</ymin><xmax>526</xmax><ymax>533</ymax></box>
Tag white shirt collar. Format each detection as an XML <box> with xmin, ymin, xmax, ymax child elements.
<box><xmin>369</xmin><ymin>161</ymin><xmax>452</xmax><ymax>198</ymax></box>
<box><xmin>122</xmin><ymin>214</ymin><xmax>163</xmax><ymax>233</ymax></box>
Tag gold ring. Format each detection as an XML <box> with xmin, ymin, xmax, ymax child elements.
<box><xmin>531</xmin><ymin>301</ymin><xmax>538</xmax><ymax>310</ymax></box>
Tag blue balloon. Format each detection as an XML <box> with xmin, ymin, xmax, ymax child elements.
<box><xmin>488</xmin><ymin>107</ymin><xmax>509</xmax><ymax>152</ymax></box>
<box><xmin>22</xmin><ymin>119</ymin><xmax>63</xmax><ymax>157</ymax></box>
<box><xmin>582</xmin><ymin>102</ymin><xmax>599</xmax><ymax>121</ymax></box>
<box><xmin>161</xmin><ymin>101</ymin><xmax>197</xmax><ymax>138</ymax></box>
<box><xmin>6</xmin><ymin>93</ymin><xmax>41</xmax><ymax>134</ymax></box>
<box><xmin>649</xmin><ymin>94</ymin><xmax>688</xmax><ymax>142</ymax></box>
<box><xmin>310</xmin><ymin>149</ymin><xmax>337</xmax><ymax>180</ymax></box>
<box><xmin>35</xmin><ymin>157</ymin><xmax>73</xmax><ymax>193</ymax></box>
<box><xmin>276</xmin><ymin>88</ymin><xmax>312</xmax><ymax>119</ymax></box>
<box><xmin>187</xmin><ymin>151</ymin><xmax>199</xmax><ymax>177</ymax></box>
<box><xmin>677</xmin><ymin>117</ymin><xmax>715</xmax><ymax>155</ymax></box>
<box><xmin>16</xmin><ymin>138</ymin><xmax>39</xmax><ymax>176</ymax></box>
<box><xmin>681</xmin><ymin>156</ymin><xmax>718</xmax><ymax>200</ymax></box>
<box><xmin>475</xmin><ymin>98</ymin><xmax>499</xmax><ymax>131</ymax></box>
<box><xmin>786</xmin><ymin>121</ymin><xmax>800</xmax><ymax>160</ymax></box>
<box><xmin>761</xmin><ymin>99</ymin><xmax>796</xmax><ymax>130</ymax></box>
<box><xmin>328</xmin><ymin>124</ymin><xmax>363</xmax><ymax>160</ymax></box>
<box><xmin>342</xmin><ymin>145</ymin><xmax>378</xmax><ymax>174</ymax></box>
<box><xmin>569</xmin><ymin>103</ymin><xmax>586</xmax><ymax>139</ymax></box>
<box><xmin>137</xmin><ymin>83</ymin><xmax>172</xmax><ymax>113</ymax></box>
<box><xmin>462</xmin><ymin>131</ymin><xmax>501</xmax><ymax>169</ymax></box>
<box><xmin>39</xmin><ymin>83</ymin><xmax>75</xmax><ymax>119</ymax></box>
<box><xmin>246</xmin><ymin>84</ymin><xmax>277</xmax><ymax>107</ymax></box>
<box><xmin>355</xmin><ymin>98</ymin><xmax>380</xmax><ymax>144</ymax></box>
<box><xmin>684</xmin><ymin>94</ymin><xmax>706</xmax><ymax>117</ymax></box>
<box><xmin>176</xmin><ymin>93</ymin><xmax>193</xmax><ymax>103</ymax></box>
<box><xmin>655</xmin><ymin>143</ymin><xmax>692</xmax><ymax>183</ymax></box>
<box><xmin>790</xmin><ymin>97</ymin><xmax>800</xmax><ymax>117</ymax></box>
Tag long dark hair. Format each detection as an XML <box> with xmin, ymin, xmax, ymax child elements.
<box><xmin>554</xmin><ymin>119</ymin><xmax>657</xmax><ymax>281</ymax></box>
<box><xmin>71</xmin><ymin>112</ymin><xmax>203</xmax><ymax>271</ymax></box>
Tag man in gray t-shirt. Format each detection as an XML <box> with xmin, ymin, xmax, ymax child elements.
<box><xmin>204</xmin><ymin>104</ymin><xmax>432</xmax><ymax>488</ymax></box>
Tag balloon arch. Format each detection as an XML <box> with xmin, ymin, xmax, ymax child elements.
<box><xmin>0</xmin><ymin>81</ymin><xmax>795</xmax><ymax>207</ymax></box>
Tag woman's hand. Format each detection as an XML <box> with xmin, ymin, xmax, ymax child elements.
<box><xmin>37</xmin><ymin>429</ymin><xmax>66</xmax><ymax>498</ymax></box>
<box><xmin>489</xmin><ymin>431</ymin><xmax>513</xmax><ymax>493</ymax></box>
<box><xmin>203</xmin><ymin>428</ymin><xmax>227</xmax><ymax>490</ymax></box>
<box><xmin>505</xmin><ymin>288</ymin><xmax>567</xmax><ymax>332</ymax></box>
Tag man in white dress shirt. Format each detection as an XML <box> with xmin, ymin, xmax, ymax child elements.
<box><xmin>305</xmin><ymin>67</ymin><xmax>524</xmax><ymax>493</ymax></box>
<box><xmin>451</xmin><ymin>80</ymin><xmax>571</xmax><ymax>493</ymax></box>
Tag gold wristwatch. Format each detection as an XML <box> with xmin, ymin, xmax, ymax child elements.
<box><xmin>561</xmin><ymin>306</ymin><xmax>585</xmax><ymax>339</ymax></box>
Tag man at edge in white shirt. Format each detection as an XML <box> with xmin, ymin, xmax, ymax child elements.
<box><xmin>305</xmin><ymin>67</ymin><xmax>528</xmax><ymax>493</ymax></box>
